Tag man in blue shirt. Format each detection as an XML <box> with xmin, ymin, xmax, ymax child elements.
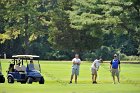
<box><xmin>28</xmin><ymin>60</ymin><xmax>35</xmax><ymax>71</ymax></box>
<box><xmin>110</xmin><ymin>54</ymin><xmax>120</xmax><ymax>84</ymax></box>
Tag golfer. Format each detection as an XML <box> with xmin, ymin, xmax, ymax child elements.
<box><xmin>28</xmin><ymin>60</ymin><xmax>35</xmax><ymax>70</ymax></box>
<box><xmin>110</xmin><ymin>54</ymin><xmax>120</xmax><ymax>84</ymax></box>
<box><xmin>69</xmin><ymin>54</ymin><xmax>81</xmax><ymax>84</ymax></box>
<box><xmin>91</xmin><ymin>57</ymin><xmax>101</xmax><ymax>84</ymax></box>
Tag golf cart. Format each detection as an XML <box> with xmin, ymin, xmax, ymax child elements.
<box><xmin>0</xmin><ymin>58</ymin><xmax>5</xmax><ymax>83</ymax></box>
<box><xmin>7</xmin><ymin>55</ymin><xmax>44</xmax><ymax>84</ymax></box>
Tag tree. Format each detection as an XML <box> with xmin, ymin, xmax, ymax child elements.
<box><xmin>118</xmin><ymin>0</ymin><xmax>140</xmax><ymax>55</ymax></box>
<box><xmin>99</xmin><ymin>0</ymin><xmax>140</xmax><ymax>56</ymax></box>
<box><xmin>69</xmin><ymin>0</ymin><xmax>140</xmax><ymax>55</ymax></box>
<box><xmin>48</xmin><ymin>0</ymin><xmax>103</xmax><ymax>53</ymax></box>
<box><xmin>1</xmin><ymin>0</ymin><xmax>48</xmax><ymax>54</ymax></box>
<box><xmin>0</xmin><ymin>0</ymin><xmax>139</xmax><ymax>59</ymax></box>
<box><xmin>67</xmin><ymin>0</ymin><xmax>122</xmax><ymax>52</ymax></box>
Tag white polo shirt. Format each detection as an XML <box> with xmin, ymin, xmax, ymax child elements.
<box><xmin>91</xmin><ymin>59</ymin><xmax>100</xmax><ymax>70</ymax></box>
<box><xmin>72</xmin><ymin>58</ymin><xmax>81</xmax><ymax>69</ymax></box>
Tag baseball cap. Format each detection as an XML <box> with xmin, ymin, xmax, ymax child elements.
<box><xmin>114</xmin><ymin>54</ymin><xmax>117</xmax><ymax>57</ymax></box>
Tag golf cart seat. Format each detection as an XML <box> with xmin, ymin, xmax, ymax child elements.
<box><xmin>15</xmin><ymin>65</ymin><xmax>22</xmax><ymax>71</ymax></box>
<box><xmin>21</xmin><ymin>65</ymin><xmax>26</xmax><ymax>72</ymax></box>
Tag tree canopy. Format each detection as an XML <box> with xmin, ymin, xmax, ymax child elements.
<box><xmin>0</xmin><ymin>0</ymin><xmax>139</xmax><ymax>60</ymax></box>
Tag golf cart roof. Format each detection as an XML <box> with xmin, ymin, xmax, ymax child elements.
<box><xmin>12</xmin><ymin>55</ymin><xmax>40</xmax><ymax>58</ymax></box>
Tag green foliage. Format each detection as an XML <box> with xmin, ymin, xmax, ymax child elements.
<box><xmin>81</xmin><ymin>52</ymin><xmax>96</xmax><ymax>61</ymax></box>
<box><xmin>0</xmin><ymin>0</ymin><xmax>48</xmax><ymax>54</ymax></box>
<box><xmin>0</xmin><ymin>0</ymin><xmax>139</xmax><ymax>60</ymax></box>
<box><xmin>81</xmin><ymin>46</ymin><xmax>117</xmax><ymax>61</ymax></box>
<box><xmin>48</xmin><ymin>0</ymin><xmax>103</xmax><ymax>52</ymax></box>
<box><xmin>45</xmin><ymin>50</ymin><xmax>71</xmax><ymax>60</ymax></box>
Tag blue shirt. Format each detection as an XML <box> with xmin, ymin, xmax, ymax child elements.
<box><xmin>110</xmin><ymin>59</ymin><xmax>120</xmax><ymax>69</ymax></box>
<box><xmin>28</xmin><ymin>63</ymin><xmax>35</xmax><ymax>71</ymax></box>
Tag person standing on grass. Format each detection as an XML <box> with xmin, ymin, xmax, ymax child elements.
<box><xmin>69</xmin><ymin>54</ymin><xmax>81</xmax><ymax>84</ymax></box>
<box><xmin>110</xmin><ymin>54</ymin><xmax>121</xmax><ymax>84</ymax></box>
<box><xmin>91</xmin><ymin>57</ymin><xmax>101</xmax><ymax>84</ymax></box>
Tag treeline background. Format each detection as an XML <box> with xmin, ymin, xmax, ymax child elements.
<box><xmin>0</xmin><ymin>0</ymin><xmax>140</xmax><ymax>61</ymax></box>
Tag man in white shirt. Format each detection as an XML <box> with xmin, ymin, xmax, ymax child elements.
<box><xmin>91</xmin><ymin>57</ymin><xmax>101</xmax><ymax>84</ymax></box>
<box><xmin>69</xmin><ymin>54</ymin><xmax>81</xmax><ymax>84</ymax></box>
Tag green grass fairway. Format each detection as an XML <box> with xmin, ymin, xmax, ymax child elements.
<box><xmin>0</xmin><ymin>59</ymin><xmax>140</xmax><ymax>93</ymax></box>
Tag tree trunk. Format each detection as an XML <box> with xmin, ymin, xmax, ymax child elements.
<box><xmin>24</xmin><ymin>0</ymin><xmax>29</xmax><ymax>54</ymax></box>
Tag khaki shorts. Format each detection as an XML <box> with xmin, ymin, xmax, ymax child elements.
<box><xmin>72</xmin><ymin>68</ymin><xmax>79</xmax><ymax>76</ymax></box>
<box><xmin>111</xmin><ymin>68</ymin><xmax>119</xmax><ymax>77</ymax></box>
<box><xmin>91</xmin><ymin>68</ymin><xmax>97</xmax><ymax>75</ymax></box>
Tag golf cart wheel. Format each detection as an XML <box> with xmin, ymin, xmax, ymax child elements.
<box><xmin>39</xmin><ymin>77</ymin><xmax>44</xmax><ymax>84</ymax></box>
<box><xmin>21</xmin><ymin>81</ymin><xmax>26</xmax><ymax>84</ymax></box>
<box><xmin>0</xmin><ymin>76</ymin><xmax>5</xmax><ymax>83</ymax></box>
<box><xmin>27</xmin><ymin>77</ymin><xmax>33</xmax><ymax>84</ymax></box>
<box><xmin>8</xmin><ymin>76</ymin><xmax>14</xmax><ymax>83</ymax></box>
<box><xmin>1</xmin><ymin>76</ymin><xmax>5</xmax><ymax>83</ymax></box>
